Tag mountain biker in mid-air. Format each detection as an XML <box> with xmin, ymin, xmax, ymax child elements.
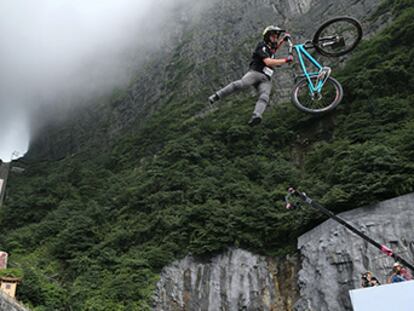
<box><xmin>208</xmin><ymin>25</ymin><xmax>293</xmax><ymax>126</ymax></box>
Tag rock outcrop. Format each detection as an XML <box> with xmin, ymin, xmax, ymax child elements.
<box><xmin>0</xmin><ymin>291</ymin><xmax>30</xmax><ymax>311</ymax></box>
<box><xmin>154</xmin><ymin>248</ymin><xmax>300</xmax><ymax>311</ymax></box>
<box><xmin>155</xmin><ymin>193</ymin><xmax>414</xmax><ymax>311</ymax></box>
<box><xmin>295</xmin><ymin>192</ymin><xmax>414</xmax><ymax>311</ymax></box>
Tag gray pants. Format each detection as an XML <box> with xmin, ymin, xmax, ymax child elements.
<box><xmin>216</xmin><ymin>70</ymin><xmax>272</xmax><ymax>117</ymax></box>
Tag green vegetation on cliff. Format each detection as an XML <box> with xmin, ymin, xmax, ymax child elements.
<box><xmin>1</xmin><ymin>1</ymin><xmax>414</xmax><ymax>309</ymax></box>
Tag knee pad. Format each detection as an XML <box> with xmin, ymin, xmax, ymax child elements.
<box><xmin>259</xmin><ymin>93</ymin><xmax>270</xmax><ymax>104</ymax></box>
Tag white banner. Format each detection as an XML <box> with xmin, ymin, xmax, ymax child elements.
<box><xmin>0</xmin><ymin>178</ymin><xmax>4</xmax><ymax>195</ymax></box>
<box><xmin>350</xmin><ymin>281</ymin><xmax>414</xmax><ymax>311</ymax></box>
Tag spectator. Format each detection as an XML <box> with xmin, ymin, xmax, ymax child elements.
<box><xmin>361</xmin><ymin>271</ymin><xmax>377</xmax><ymax>288</ymax></box>
<box><xmin>370</xmin><ymin>276</ymin><xmax>381</xmax><ymax>286</ymax></box>
<box><xmin>400</xmin><ymin>265</ymin><xmax>413</xmax><ymax>281</ymax></box>
<box><xmin>390</xmin><ymin>262</ymin><xmax>406</xmax><ymax>283</ymax></box>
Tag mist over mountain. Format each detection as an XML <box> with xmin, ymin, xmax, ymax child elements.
<box><xmin>0</xmin><ymin>0</ymin><xmax>213</xmax><ymax>160</ymax></box>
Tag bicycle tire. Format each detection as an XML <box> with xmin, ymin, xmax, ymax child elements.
<box><xmin>291</xmin><ymin>76</ymin><xmax>343</xmax><ymax>114</ymax></box>
<box><xmin>313</xmin><ymin>16</ymin><xmax>362</xmax><ymax>57</ymax></box>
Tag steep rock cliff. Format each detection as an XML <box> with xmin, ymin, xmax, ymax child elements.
<box><xmin>154</xmin><ymin>248</ymin><xmax>300</xmax><ymax>311</ymax></box>
<box><xmin>295</xmin><ymin>192</ymin><xmax>414</xmax><ymax>311</ymax></box>
<box><xmin>0</xmin><ymin>291</ymin><xmax>30</xmax><ymax>311</ymax></box>
<box><xmin>154</xmin><ymin>193</ymin><xmax>414</xmax><ymax>311</ymax></box>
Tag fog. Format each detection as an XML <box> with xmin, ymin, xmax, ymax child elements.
<box><xmin>0</xmin><ymin>0</ymin><xmax>209</xmax><ymax>161</ymax></box>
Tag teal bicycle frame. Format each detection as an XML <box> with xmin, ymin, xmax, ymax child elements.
<box><xmin>287</xmin><ymin>39</ymin><xmax>331</xmax><ymax>95</ymax></box>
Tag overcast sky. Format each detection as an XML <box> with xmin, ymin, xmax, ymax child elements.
<box><xmin>0</xmin><ymin>0</ymin><xmax>209</xmax><ymax>161</ymax></box>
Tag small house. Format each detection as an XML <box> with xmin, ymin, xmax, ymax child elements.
<box><xmin>0</xmin><ymin>276</ymin><xmax>21</xmax><ymax>298</ymax></box>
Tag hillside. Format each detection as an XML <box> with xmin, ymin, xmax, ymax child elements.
<box><xmin>1</xmin><ymin>0</ymin><xmax>413</xmax><ymax>309</ymax></box>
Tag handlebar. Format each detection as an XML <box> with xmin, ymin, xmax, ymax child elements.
<box><xmin>285</xmin><ymin>37</ymin><xmax>315</xmax><ymax>52</ymax></box>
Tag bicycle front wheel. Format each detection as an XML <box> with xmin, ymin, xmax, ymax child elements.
<box><xmin>313</xmin><ymin>16</ymin><xmax>362</xmax><ymax>57</ymax></box>
<box><xmin>291</xmin><ymin>76</ymin><xmax>343</xmax><ymax>114</ymax></box>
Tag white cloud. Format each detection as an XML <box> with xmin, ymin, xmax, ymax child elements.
<box><xmin>0</xmin><ymin>0</ymin><xmax>210</xmax><ymax>161</ymax></box>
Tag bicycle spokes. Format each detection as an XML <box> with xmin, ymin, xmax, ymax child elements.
<box><xmin>299</xmin><ymin>77</ymin><xmax>338</xmax><ymax>110</ymax></box>
<box><xmin>313</xmin><ymin>17</ymin><xmax>363</xmax><ymax>57</ymax></box>
<box><xmin>319</xmin><ymin>21</ymin><xmax>359</xmax><ymax>53</ymax></box>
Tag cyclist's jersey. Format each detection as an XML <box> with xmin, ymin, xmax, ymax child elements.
<box><xmin>249</xmin><ymin>41</ymin><xmax>278</xmax><ymax>74</ymax></box>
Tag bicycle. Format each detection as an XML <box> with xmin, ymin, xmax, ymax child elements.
<box><xmin>284</xmin><ymin>16</ymin><xmax>363</xmax><ymax>114</ymax></box>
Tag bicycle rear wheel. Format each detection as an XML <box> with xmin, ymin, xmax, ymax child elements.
<box><xmin>313</xmin><ymin>16</ymin><xmax>362</xmax><ymax>57</ymax></box>
<box><xmin>291</xmin><ymin>76</ymin><xmax>343</xmax><ymax>114</ymax></box>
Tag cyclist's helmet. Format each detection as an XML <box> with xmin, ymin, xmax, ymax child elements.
<box><xmin>263</xmin><ymin>25</ymin><xmax>285</xmax><ymax>43</ymax></box>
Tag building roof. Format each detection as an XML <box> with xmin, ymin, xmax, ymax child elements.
<box><xmin>0</xmin><ymin>277</ymin><xmax>21</xmax><ymax>283</ymax></box>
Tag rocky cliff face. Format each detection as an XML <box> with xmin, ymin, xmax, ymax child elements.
<box><xmin>153</xmin><ymin>248</ymin><xmax>300</xmax><ymax>311</ymax></box>
<box><xmin>295</xmin><ymin>192</ymin><xmax>414</xmax><ymax>311</ymax></box>
<box><xmin>26</xmin><ymin>0</ymin><xmax>386</xmax><ymax>161</ymax></box>
<box><xmin>0</xmin><ymin>291</ymin><xmax>30</xmax><ymax>311</ymax></box>
<box><xmin>155</xmin><ymin>193</ymin><xmax>414</xmax><ymax>311</ymax></box>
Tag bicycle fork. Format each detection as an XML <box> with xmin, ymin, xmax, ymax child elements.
<box><xmin>314</xmin><ymin>66</ymin><xmax>331</xmax><ymax>96</ymax></box>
